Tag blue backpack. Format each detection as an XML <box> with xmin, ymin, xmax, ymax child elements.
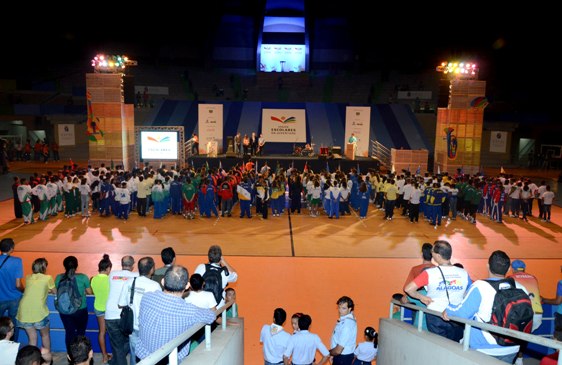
<box><xmin>55</xmin><ymin>275</ymin><xmax>82</xmax><ymax>315</ymax></box>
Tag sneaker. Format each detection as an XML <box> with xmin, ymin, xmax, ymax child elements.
<box><xmin>514</xmin><ymin>357</ymin><xmax>523</xmax><ymax>365</ymax></box>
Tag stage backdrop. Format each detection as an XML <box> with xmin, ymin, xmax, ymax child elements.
<box><xmin>198</xmin><ymin>104</ymin><xmax>224</xmax><ymax>154</ymax></box>
<box><xmin>261</xmin><ymin>108</ymin><xmax>306</xmax><ymax>143</ymax></box>
<box><xmin>490</xmin><ymin>131</ymin><xmax>507</xmax><ymax>153</ymax></box>
<box><xmin>345</xmin><ymin>106</ymin><xmax>371</xmax><ymax>157</ymax></box>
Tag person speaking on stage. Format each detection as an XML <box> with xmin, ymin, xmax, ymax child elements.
<box><xmin>348</xmin><ymin>133</ymin><xmax>358</xmax><ymax>156</ymax></box>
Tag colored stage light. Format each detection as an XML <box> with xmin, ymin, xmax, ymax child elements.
<box><xmin>91</xmin><ymin>54</ymin><xmax>137</xmax><ymax>73</ymax></box>
<box><xmin>436</xmin><ymin>61</ymin><xmax>479</xmax><ymax>79</ymax></box>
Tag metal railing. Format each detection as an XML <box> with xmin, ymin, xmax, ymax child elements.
<box><xmin>390</xmin><ymin>299</ymin><xmax>562</xmax><ymax>365</ymax></box>
<box><xmin>137</xmin><ymin>302</ymin><xmax>237</xmax><ymax>365</ymax></box>
<box><xmin>371</xmin><ymin>139</ymin><xmax>391</xmax><ymax>169</ymax></box>
<box><xmin>185</xmin><ymin>139</ymin><xmax>194</xmax><ymax>159</ymax></box>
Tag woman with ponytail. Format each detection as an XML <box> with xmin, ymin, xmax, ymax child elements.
<box><xmin>353</xmin><ymin>326</ymin><xmax>378</xmax><ymax>364</ymax></box>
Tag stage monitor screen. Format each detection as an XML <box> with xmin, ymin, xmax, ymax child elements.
<box><xmin>140</xmin><ymin>131</ymin><xmax>178</xmax><ymax>160</ymax></box>
<box><xmin>260</xmin><ymin>44</ymin><xmax>306</xmax><ymax>72</ymax></box>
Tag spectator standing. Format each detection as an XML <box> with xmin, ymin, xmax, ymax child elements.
<box><xmin>194</xmin><ymin>245</ymin><xmax>238</xmax><ymax>308</ymax></box>
<box><xmin>260</xmin><ymin>308</ymin><xmax>291</xmax><ymax>365</ymax></box>
<box><xmin>118</xmin><ymin>257</ymin><xmax>161</xmax><ymax>365</ymax></box>
<box><xmin>16</xmin><ymin>258</ymin><xmax>55</xmax><ymax>364</ymax></box>
<box><xmin>442</xmin><ymin>251</ymin><xmax>526</xmax><ymax>364</ymax></box>
<box><xmin>353</xmin><ymin>326</ymin><xmax>378</xmax><ymax>365</ymax></box>
<box><xmin>90</xmin><ymin>254</ymin><xmax>112</xmax><ymax>365</ymax></box>
<box><xmin>509</xmin><ymin>259</ymin><xmax>543</xmax><ymax>365</ymax></box>
<box><xmin>0</xmin><ymin>238</ymin><xmax>24</xmax><ymax>341</ymax></box>
<box><xmin>283</xmin><ymin>314</ymin><xmax>329</xmax><ymax>365</ymax></box>
<box><xmin>55</xmin><ymin>256</ymin><xmax>92</xmax><ymax>353</ymax></box>
<box><xmin>404</xmin><ymin>240</ymin><xmax>471</xmax><ymax>342</ymax></box>
<box><xmin>105</xmin><ymin>256</ymin><xmax>137</xmax><ymax>365</ymax></box>
<box><xmin>135</xmin><ymin>265</ymin><xmax>216</xmax><ymax>362</ymax></box>
<box><xmin>329</xmin><ymin>296</ymin><xmax>357</xmax><ymax>365</ymax></box>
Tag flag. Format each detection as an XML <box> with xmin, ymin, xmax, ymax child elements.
<box><xmin>219</xmin><ymin>160</ymin><xmax>222</xmax><ymax>170</ymax></box>
<box><xmin>111</xmin><ymin>159</ymin><xmax>114</xmax><ymax>170</ymax></box>
<box><xmin>391</xmin><ymin>164</ymin><xmax>395</xmax><ymax>174</ymax></box>
<box><xmin>303</xmin><ymin>161</ymin><xmax>308</xmax><ymax>173</ymax></box>
<box><xmin>326</xmin><ymin>161</ymin><xmax>330</xmax><ymax>173</ymax></box>
<box><xmin>357</xmin><ymin>163</ymin><xmax>360</xmax><ymax>175</ymax></box>
<box><xmin>500</xmin><ymin>166</ymin><xmax>506</xmax><ymax>174</ymax></box>
<box><xmin>416</xmin><ymin>165</ymin><xmax>421</xmax><ymax>175</ymax></box>
<box><xmin>291</xmin><ymin>160</ymin><xmax>294</xmax><ymax>169</ymax></box>
<box><xmin>255</xmin><ymin>159</ymin><xmax>259</xmax><ymax>173</ymax></box>
<box><xmin>338</xmin><ymin>162</ymin><xmax>341</xmax><ymax>172</ymax></box>
<box><xmin>205</xmin><ymin>160</ymin><xmax>209</xmax><ymax>171</ymax></box>
<box><xmin>460</xmin><ymin>165</ymin><xmax>464</xmax><ymax>175</ymax></box>
<box><xmin>69</xmin><ymin>158</ymin><xmax>74</xmax><ymax>170</ymax></box>
<box><xmin>159</xmin><ymin>161</ymin><xmax>162</xmax><ymax>169</ymax></box>
<box><xmin>407</xmin><ymin>164</ymin><xmax>411</xmax><ymax>172</ymax></box>
<box><xmin>437</xmin><ymin>164</ymin><xmax>441</xmax><ymax>175</ymax></box>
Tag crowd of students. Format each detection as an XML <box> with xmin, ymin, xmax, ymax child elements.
<box><xmin>10</xmin><ymin>161</ymin><xmax>557</xmax><ymax>229</ymax></box>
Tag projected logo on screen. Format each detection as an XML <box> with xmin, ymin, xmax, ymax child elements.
<box><xmin>141</xmin><ymin>131</ymin><xmax>178</xmax><ymax>160</ymax></box>
<box><xmin>147</xmin><ymin>135</ymin><xmax>171</xmax><ymax>143</ymax></box>
<box><xmin>271</xmin><ymin>116</ymin><xmax>296</xmax><ymax>124</ymax></box>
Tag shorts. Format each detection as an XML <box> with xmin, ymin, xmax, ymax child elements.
<box><xmin>94</xmin><ymin>309</ymin><xmax>105</xmax><ymax>317</ymax></box>
<box><xmin>18</xmin><ymin>316</ymin><xmax>49</xmax><ymax>330</ymax></box>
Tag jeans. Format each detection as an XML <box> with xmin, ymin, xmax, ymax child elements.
<box><xmin>130</xmin><ymin>330</ymin><xmax>139</xmax><ymax>365</ymax></box>
<box><xmin>59</xmin><ymin>308</ymin><xmax>88</xmax><ymax>352</ymax></box>
<box><xmin>0</xmin><ymin>299</ymin><xmax>21</xmax><ymax>341</ymax></box>
<box><xmin>426</xmin><ymin>313</ymin><xmax>463</xmax><ymax>342</ymax></box>
<box><xmin>106</xmin><ymin>319</ymin><xmax>130</xmax><ymax>365</ymax></box>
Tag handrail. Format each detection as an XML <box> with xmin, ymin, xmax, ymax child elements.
<box><xmin>371</xmin><ymin>139</ymin><xmax>391</xmax><ymax>168</ymax></box>
<box><xmin>137</xmin><ymin>301</ymin><xmax>237</xmax><ymax>365</ymax></box>
<box><xmin>390</xmin><ymin>299</ymin><xmax>562</xmax><ymax>364</ymax></box>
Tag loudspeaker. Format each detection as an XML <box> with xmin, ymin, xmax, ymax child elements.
<box><xmin>437</xmin><ymin>79</ymin><xmax>450</xmax><ymax>108</ymax></box>
<box><xmin>123</xmin><ymin>75</ymin><xmax>135</xmax><ymax>105</ymax></box>
<box><xmin>331</xmin><ymin>146</ymin><xmax>342</xmax><ymax>155</ymax></box>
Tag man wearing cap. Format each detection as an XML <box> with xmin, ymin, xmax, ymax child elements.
<box><xmin>509</xmin><ymin>259</ymin><xmax>543</xmax><ymax>365</ymax></box>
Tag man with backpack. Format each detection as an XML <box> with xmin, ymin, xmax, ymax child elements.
<box><xmin>194</xmin><ymin>245</ymin><xmax>238</xmax><ymax>308</ymax></box>
<box><xmin>442</xmin><ymin>250</ymin><xmax>533</xmax><ymax>364</ymax></box>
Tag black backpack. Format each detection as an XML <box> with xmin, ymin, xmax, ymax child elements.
<box><xmin>485</xmin><ymin>278</ymin><xmax>533</xmax><ymax>346</ymax></box>
<box><xmin>202</xmin><ymin>264</ymin><xmax>229</xmax><ymax>305</ymax></box>
<box><xmin>55</xmin><ymin>274</ymin><xmax>83</xmax><ymax>315</ymax></box>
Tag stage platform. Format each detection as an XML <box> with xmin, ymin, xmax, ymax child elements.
<box><xmin>188</xmin><ymin>154</ymin><xmax>380</xmax><ymax>172</ymax></box>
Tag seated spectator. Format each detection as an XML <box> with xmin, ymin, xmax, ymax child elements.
<box><xmin>67</xmin><ymin>336</ymin><xmax>93</xmax><ymax>365</ymax></box>
<box><xmin>15</xmin><ymin>345</ymin><xmax>42</xmax><ymax>365</ymax></box>
<box><xmin>0</xmin><ymin>316</ymin><xmax>19</xmax><ymax>365</ymax></box>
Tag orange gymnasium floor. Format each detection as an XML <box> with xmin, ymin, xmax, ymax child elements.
<box><xmin>1</xmin><ymin>163</ymin><xmax>561</xmax><ymax>364</ymax></box>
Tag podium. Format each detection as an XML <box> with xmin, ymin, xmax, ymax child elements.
<box><xmin>345</xmin><ymin>143</ymin><xmax>356</xmax><ymax>160</ymax></box>
<box><xmin>226</xmin><ymin>136</ymin><xmax>236</xmax><ymax>157</ymax></box>
<box><xmin>206</xmin><ymin>141</ymin><xmax>218</xmax><ymax>157</ymax></box>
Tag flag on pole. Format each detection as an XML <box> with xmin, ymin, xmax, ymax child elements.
<box><xmin>111</xmin><ymin>159</ymin><xmax>115</xmax><ymax>170</ymax></box>
<box><xmin>391</xmin><ymin>164</ymin><xmax>395</xmax><ymax>174</ymax></box>
<box><xmin>437</xmin><ymin>164</ymin><xmax>441</xmax><ymax>175</ymax></box>
<box><xmin>407</xmin><ymin>164</ymin><xmax>411</xmax><ymax>172</ymax></box>
<box><xmin>326</xmin><ymin>161</ymin><xmax>330</xmax><ymax>173</ymax></box>
<box><xmin>460</xmin><ymin>165</ymin><xmax>464</xmax><ymax>175</ymax></box>
<box><xmin>416</xmin><ymin>165</ymin><xmax>421</xmax><ymax>175</ymax></box>
<box><xmin>205</xmin><ymin>160</ymin><xmax>209</xmax><ymax>171</ymax></box>
<box><xmin>69</xmin><ymin>158</ymin><xmax>74</xmax><ymax>170</ymax></box>
<box><xmin>159</xmin><ymin>161</ymin><xmax>162</xmax><ymax>169</ymax></box>
<box><xmin>500</xmin><ymin>166</ymin><xmax>506</xmax><ymax>174</ymax></box>
<box><xmin>357</xmin><ymin>163</ymin><xmax>361</xmax><ymax>175</ymax></box>
<box><xmin>338</xmin><ymin>162</ymin><xmax>341</xmax><ymax>172</ymax></box>
<box><xmin>219</xmin><ymin>160</ymin><xmax>222</xmax><ymax>170</ymax></box>
<box><xmin>303</xmin><ymin>161</ymin><xmax>308</xmax><ymax>173</ymax></box>
<box><xmin>255</xmin><ymin>159</ymin><xmax>259</xmax><ymax>173</ymax></box>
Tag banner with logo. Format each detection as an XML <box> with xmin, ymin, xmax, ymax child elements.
<box><xmin>58</xmin><ymin>124</ymin><xmax>75</xmax><ymax>146</ymax></box>
<box><xmin>344</xmin><ymin>107</ymin><xmax>371</xmax><ymax>157</ymax></box>
<box><xmin>261</xmin><ymin>109</ymin><xmax>306</xmax><ymax>142</ymax></box>
<box><xmin>198</xmin><ymin>104</ymin><xmax>223</xmax><ymax>154</ymax></box>
<box><xmin>490</xmin><ymin>131</ymin><xmax>507</xmax><ymax>153</ymax></box>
